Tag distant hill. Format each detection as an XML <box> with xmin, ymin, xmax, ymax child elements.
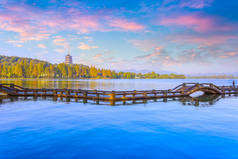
<box><xmin>117</xmin><ymin>69</ymin><xmax>177</xmax><ymax>74</ymax></box>
<box><xmin>0</xmin><ymin>55</ymin><xmax>49</xmax><ymax>65</ymax></box>
<box><xmin>186</xmin><ymin>72</ymin><xmax>238</xmax><ymax>79</ymax></box>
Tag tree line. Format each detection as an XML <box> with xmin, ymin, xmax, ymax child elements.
<box><xmin>0</xmin><ymin>55</ymin><xmax>186</xmax><ymax>79</ymax></box>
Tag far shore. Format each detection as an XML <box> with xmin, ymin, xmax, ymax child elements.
<box><xmin>1</xmin><ymin>77</ymin><xmax>238</xmax><ymax>80</ymax></box>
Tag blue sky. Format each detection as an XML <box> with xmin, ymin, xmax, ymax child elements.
<box><xmin>0</xmin><ymin>0</ymin><xmax>238</xmax><ymax>74</ymax></box>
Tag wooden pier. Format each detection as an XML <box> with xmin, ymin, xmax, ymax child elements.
<box><xmin>0</xmin><ymin>83</ymin><xmax>238</xmax><ymax>104</ymax></box>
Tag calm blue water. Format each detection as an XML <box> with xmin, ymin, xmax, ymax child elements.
<box><xmin>0</xmin><ymin>79</ymin><xmax>238</xmax><ymax>159</ymax></box>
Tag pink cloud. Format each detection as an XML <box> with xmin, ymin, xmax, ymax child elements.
<box><xmin>3</xmin><ymin>5</ymin><xmax>27</xmax><ymax>12</ymax></box>
<box><xmin>179</xmin><ymin>0</ymin><xmax>214</xmax><ymax>9</ymax></box>
<box><xmin>0</xmin><ymin>11</ymin><xmax>51</xmax><ymax>41</ymax></box>
<box><xmin>37</xmin><ymin>44</ymin><xmax>46</xmax><ymax>49</ymax></box>
<box><xmin>78</xmin><ymin>42</ymin><xmax>98</xmax><ymax>50</ymax></box>
<box><xmin>160</xmin><ymin>14</ymin><xmax>235</xmax><ymax>33</ymax></box>
<box><xmin>53</xmin><ymin>37</ymin><xmax>69</xmax><ymax>48</ymax></box>
<box><xmin>161</xmin><ymin>0</ymin><xmax>214</xmax><ymax>10</ymax></box>
<box><xmin>39</xmin><ymin>9</ymin><xmax>102</xmax><ymax>33</ymax></box>
<box><xmin>168</xmin><ymin>34</ymin><xmax>237</xmax><ymax>46</ymax></box>
<box><xmin>109</xmin><ymin>18</ymin><xmax>145</xmax><ymax>31</ymax></box>
<box><xmin>162</xmin><ymin>0</ymin><xmax>214</xmax><ymax>11</ymax></box>
<box><xmin>0</xmin><ymin>3</ymin><xmax>145</xmax><ymax>42</ymax></box>
<box><xmin>136</xmin><ymin>46</ymin><xmax>164</xmax><ymax>60</ymax></box>
<box><xmin>219</xmin><ymin>52</ymin><xmax>237</xmax><ymax>58</ymax></box>
<box><xmin>33</xmin><ymin>10</ymin><xmax>101</xmax><ymax>34</ymax></box>
<box><xmin>129</xmin><ymin>39</ymin><xmax>159</xmax><ymax>51</ymax></box>
<box><xmin>138</xmin><ymin>51</ymin><xmax>161</xmax><ymax>60</ymax></box>
<box><xmin>92</xmin><ymin>54</ymin><xmax>104</xmax><ymax>63</ymax></box>
<box><xmin>70</xmin><ymin>16</ymin><xmax>101</xmax><ymax>33</ymax></box>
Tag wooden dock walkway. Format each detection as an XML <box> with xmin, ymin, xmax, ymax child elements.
<box><xmin>0</xmin><ymin>94</ymin><xmax>224</xmax><ymax>106</ymax></box>
<box><xmin>0</xmin><ymin>83</ymin><xmax>238</xmax><ymax>104</ymax></box>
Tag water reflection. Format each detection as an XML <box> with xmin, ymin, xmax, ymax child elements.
<box><xmin>0</xmin><ymin>94</ymin><xmax>229</xmax><ymax>107</ymax></box>
<box><xmin>1</xmin><ymin>79</ymin><xmax>234</xmax><ymax>91</ymax></box>
<box><xmin>0</xmin><ymin>79</ymin><xmax>93</xmax><ymax>90</ymax></box>
<box><xmin>178</xmin><ymin>94</ymin><xmax>222</xmax><ymax>107</ymax></box>
<box><xmin>1</xmin><ymin>79</ymin><xmax>151</xmax><ymax>91</ymax></box>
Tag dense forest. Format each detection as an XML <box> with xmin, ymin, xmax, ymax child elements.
<box><xmin>0</xmin><ymin>55</ymin><xmax>186</xmax><ymax>79</ymax></box>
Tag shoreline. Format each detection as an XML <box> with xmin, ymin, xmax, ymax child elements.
<box><xmin>0</xmin><ymin>78</ymin><xmax>238</xmax><ymax>80</ymax></box>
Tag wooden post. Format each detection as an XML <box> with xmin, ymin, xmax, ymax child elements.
<box><xmin>42</xmin><ymin>88</ymin><xmax>46</xmax><ymax>96</ymax></box>
<box><xmin>53</xmin><ymin>96</ymin><xmax>57</xmax><ymax>101</ymax></box>
<box><xmin>181</xmin><ymin>90</ymin><xmax>185</xmax><ymax>96</ymax></box>
<box><xmin>78</xmin><ymin>89</ymin><xmax>81</xmax><ymax>94</ymax></box>
<box><xmin>143</xmin><ymin>92</ymin><xmax>147</xmax><ymax>99</ymax></box>
<box><xmin>53</xmin><ymin>90</ymin><xmax>57</xmax><ymax>96</ymax></box>
<box><xmin>41</xmin><ymin>89</ymin><xmax>46</xmax><ymax>99</ymax></box>
<box><xmin>109</xmin><ymin>91</ymin><xmax>115</xmax><ymax>101</ymax></box>
<box><xmin>123</xmin><ymin>100</ymin><xmax>126</xmax><ymax>105</ymax></box>
<box><xmin>181</xmin><ymin>97</ymin><xmax>186</xmax><ymax>105</ymax></box>
<box><xmin>65</xmin><ymin>89</ymin><xmax>68</xmax><ymax>96</ymax></box>
<box><xmin>83</xmin><ymin>98</ymin><xmax>88</xmax><ymax>103</ymax></box>
<box><xmin>97</xmin><ymin>93</ymin><xmax>100</xmax><ymax>100</ymax></box>
<box><xmin>66</xmin><ymin>97</ymin><xmax>70</xmax><ymax>102</ymax></box>
<box><xmin>209</xmin><ymin>84</ymin><xmax>213</xmax><ymax>88</ymax></box>
<box><xmin>152</xmin><ymin>89</ymin><xmax>157</xmax><ymax>98</ymax></box>
<box><xmin>94</xmin><ymin>90</ymin><xmax>98</xmax><ymax>99</ymax></box>
<box><xmin>196</xmin><ymin>83</ymin><xmax>200</xmax><ymax>88</ymax></box>
<box><xmin>64</xmin><ymin>88</ymin><xmax>67</xmax><ymax>96</ymax></box>
<box><xmin>132</xmin><ymin>90</ymin><xmax>137</xmax><ymax>103</ymax></box>
<box><xmin>195</xmin><ymin>100</ymin><xmax>199</xmax><ymax>106</ymax></box>
<box><xmin>33</xmin><ymin>90</ymin><xmax>37</xmax><ymax>96</ymax></box>
<box><xmin>132</xmin><ymin>90</ymin><xmax>136</xmax><ymax>99</ymax></box>
<box><xmin>110</xmin><ymin>100</ymin><xmax>115</xmax><ymax>106</ymax></box>
<box><xmin>66</xmin><ymin>90</ymin><xmax>70</xmax><ymax>97</ymax></box>
<box><xmin>183</xmin><ymin>83</ymin><xmax>186</xmax><ymax>87</ymax></box>
<box><xmin>83</xmin><ymin>91</ymin><xmax>88</xmax><ymax>99</ymax></box>
<box><xmin>143</xmin><ymin>98</ymin><xmax>147</xmax><ymax>104</ymax></box>
<box><xmin>10</xmin><ymin>84</ymin><xmax>14</xmax><ymax>89</ymax></box>
<box><xmin>122</xmin><ymin>92</ymin><xmax>126</xmax><ymax>100</ymax></box>
<box><xmin>222</xmin><ymin>89</ymin><xmax>225</xmax><ymax>95</ymax></box>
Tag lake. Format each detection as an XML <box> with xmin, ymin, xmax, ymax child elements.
<box><xmin>0</xmin><ymin>79</ymin><xmax>238</xmax><ymax>159</ymax></box>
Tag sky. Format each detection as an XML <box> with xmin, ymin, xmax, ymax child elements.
<box><xmin>0</xmin><ymin>0</ymin><xmax>238</xmax><ymax>74</ymax></box>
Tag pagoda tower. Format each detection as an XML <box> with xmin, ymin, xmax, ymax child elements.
<box><xmin>65</xmin><ymin>49</ymin><xmax>73</xmax><ymax>64</ymax></box>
